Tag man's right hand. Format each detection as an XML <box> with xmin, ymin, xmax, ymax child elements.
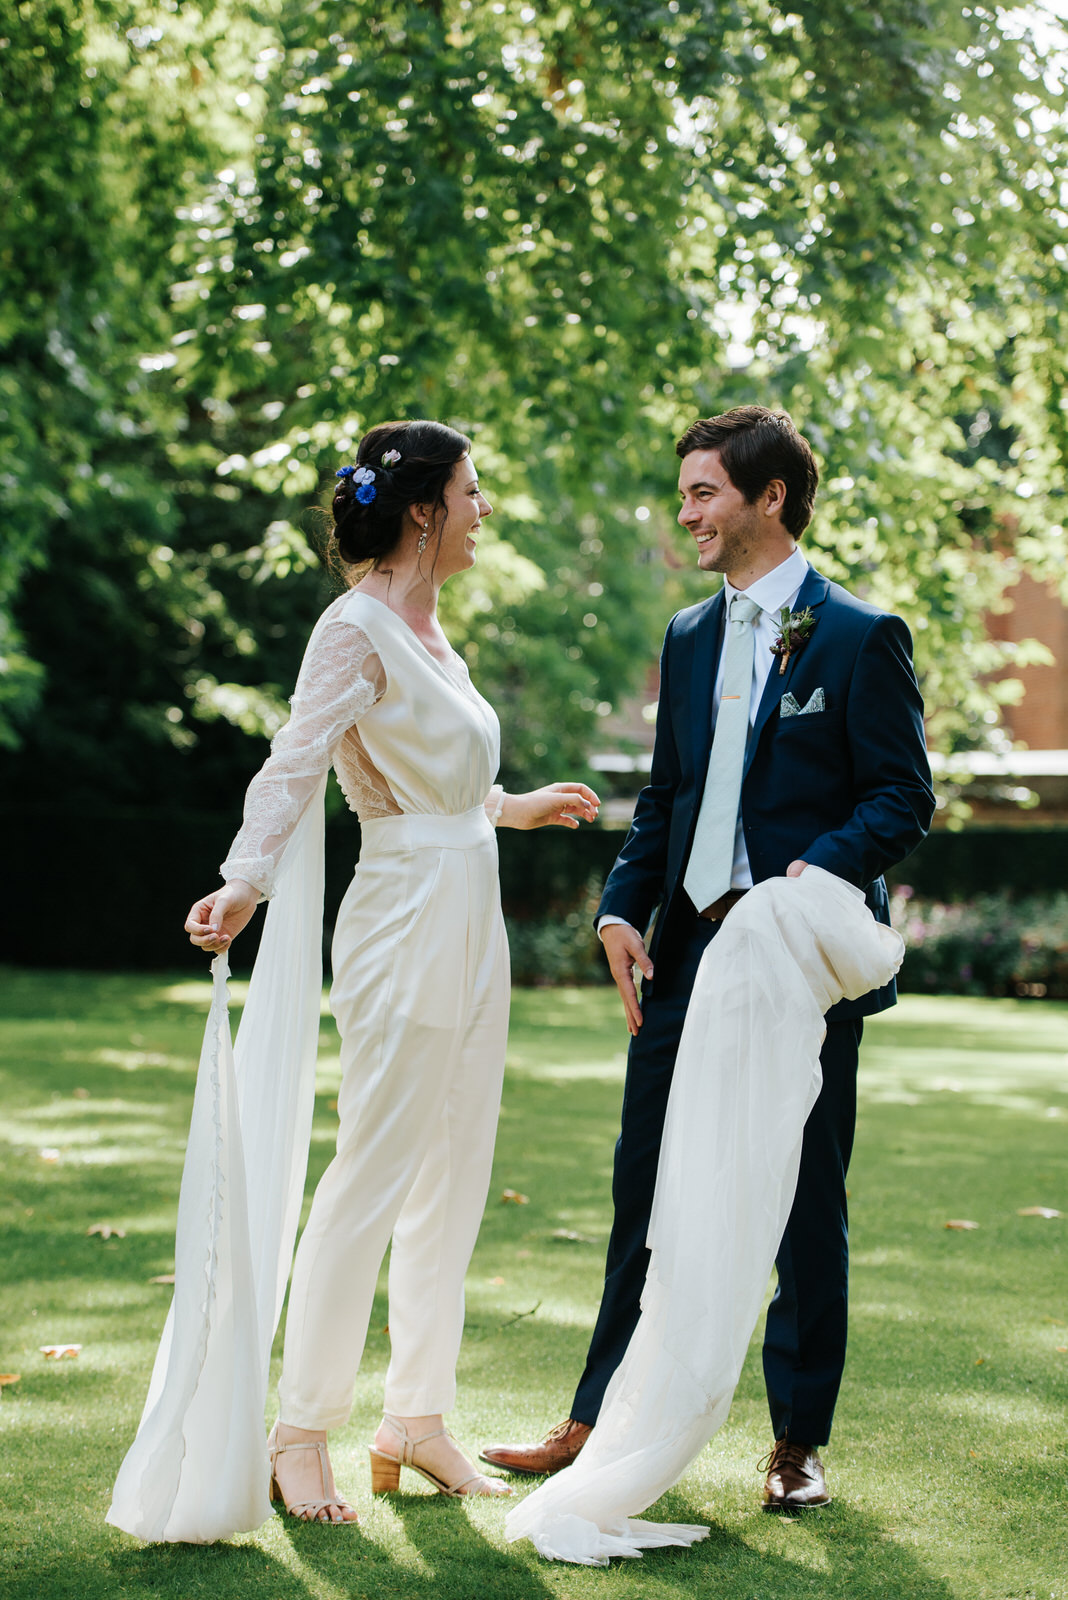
<box><xmin>601</xmin><ymin>922</ymin><xmax>654</xmax><ymax>1036</ymax></box>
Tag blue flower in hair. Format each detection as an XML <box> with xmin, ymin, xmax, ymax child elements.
<box><xmin>336</xmin><ymin>463</ymin><xmax>377</xmax><ymax>503</ymax></box>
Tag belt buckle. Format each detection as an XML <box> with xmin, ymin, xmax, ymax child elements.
<box><xmin>699</xmin><ymin>889</ymin><xmax>745</xmax><ymax>922</ymax></box>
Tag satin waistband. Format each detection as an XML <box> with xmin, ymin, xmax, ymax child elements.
<box><xmin>359</xmin><ymin>804</ymin><xmax>494</xmax><ymax>855</ymax></box>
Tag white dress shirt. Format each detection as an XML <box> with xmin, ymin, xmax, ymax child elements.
<box><xmin>599</xmin><ymin>547</ymin><xmax>809</xmax><ymax>936</ymax></box>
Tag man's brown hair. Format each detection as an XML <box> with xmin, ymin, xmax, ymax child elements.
<box><xmin>676</xmin><ymin>406</ymin><xmax>819</xmax><ymax>538</ymax></box>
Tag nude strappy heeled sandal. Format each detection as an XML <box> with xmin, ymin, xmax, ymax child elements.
<box><xmin>267</xmin><ymin>1424</ymin><xmax>358</xmax><ymax>1524</ymax></box>
<box><xmin>368</xmin><ymin>1413</ymin><xmax>511</xmax><ymax>1497</ymax></box>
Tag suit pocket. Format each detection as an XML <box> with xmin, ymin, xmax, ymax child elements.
<box><xmin>776</xmin><ymin>707</ymin><xmax>842</xmax><ymax>732</ymax></box>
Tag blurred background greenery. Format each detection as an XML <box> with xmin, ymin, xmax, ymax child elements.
<box><xmin>2</xmin><ymin>0</ymin><xmax>1066</xmax><ymax>972</ymax></box>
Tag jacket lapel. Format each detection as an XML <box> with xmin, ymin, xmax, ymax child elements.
<box><xmin>743</xmin><ymin>565</ymin><xmax>830</xmax><ymax>780</ymax></box>
<box><xmin>689</xmin><ymin>588</ymin><xmax>727</xmax><ymax>776</ymax></box>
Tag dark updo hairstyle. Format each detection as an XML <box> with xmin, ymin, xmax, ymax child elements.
<box><xmin>329</xmin><ymin>418</ymin><xmax>472</xmax><ymax>577</ymax></box>
<box><xmin>675</xmin><ymin>406</ymin><xmax>819</xmax><ymax>539</ymax></box>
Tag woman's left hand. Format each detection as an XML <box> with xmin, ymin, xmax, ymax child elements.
<box><xmin>501</xmin><ymin>782</ymin><xmax>601</xmax><ymax>830</ymax></box>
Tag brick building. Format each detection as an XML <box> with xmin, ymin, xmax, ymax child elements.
<box><xmin>988</xmin><ymin>572</ymin><xmax>1068</xmax><ymax>751</ymax></box>
<box><xmin>950</xmin><ymin>571</ymin><xmax>1068</xmax><ymax>823</ymax></box>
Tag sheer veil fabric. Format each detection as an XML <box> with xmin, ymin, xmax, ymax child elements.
<box><xmin>505</xmin><ymin>868</ymin><xmax>904</xmax><ymax>1565</ymax></box>
<box><xmin>106</xmin><ymin>777</ymin><xmax>327</xmax><ymax>1543</ymax></box>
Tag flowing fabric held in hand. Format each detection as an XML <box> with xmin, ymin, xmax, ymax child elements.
<box><xmin>106</xmin><ymin>778</ymin><xmax>327</xmax><ymax>1543</ymax></box>
<box><xmin>505</xmin><ymin>868</ymin><xmax>903</xmax><ymax>1565</ymax></box>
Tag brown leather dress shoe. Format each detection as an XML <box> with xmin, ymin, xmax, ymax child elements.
<box><xmin>479</xmin><ymin>1418</ymin><xmax>592</xmax><ymax>1477</ymax></box>
<box><xmin>761</xmin><ymin>1438</ymin><xmax>831</xmax><ymax>1510</ymax></box>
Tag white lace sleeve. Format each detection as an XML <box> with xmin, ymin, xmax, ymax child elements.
<box><xmin>220</xmin><ymin>614</ymin><xmax>385</xmax><ymax>898</ymax></box>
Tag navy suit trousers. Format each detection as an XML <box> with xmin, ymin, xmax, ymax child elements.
<box><xmin>571</xmin><ymin>915</ymin><xmax>863</xmax><ymax>1447</ymax></box>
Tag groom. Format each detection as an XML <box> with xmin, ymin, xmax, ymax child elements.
<box><xmin>483</xmin><ymin>407</ymin><xmax>934</xmax><ymax>1508</ymax></box>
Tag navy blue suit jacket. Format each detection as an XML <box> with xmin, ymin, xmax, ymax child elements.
<box><xmin>596</xmin><ymin>564</ymin><xmax>935</xmax><ymax>1019</ymax></box>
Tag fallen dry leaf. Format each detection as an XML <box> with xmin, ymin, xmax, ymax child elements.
<box><xmin>149</xmin><ymin>1273</ymin><xmax>176</xmax><ymax>1285</ymax></box>
<box><xmin>1017</xmin><ymin>1206</ymin><xmax>1062</xmax><ymax>1219</ymax></box>
<box><xmin>72</xmin><ymin>1087</ymin><xmax>90</xmax><ymax>1100</ymax></box>
<box><xmin>945</xmin><ymin>1219</ymin><xmax>980</xmax><ymax>1230</ymax></box>
<box><xmin>490</xmin><ymin>1276</ymin><xmax>506</xmax><ymax>1286</ymax></box>
<box><xmin>0</xmin><ymin>1374</ymin><xmax>21</xmax><ymax>1387</ymax></box>
<box><xmin>551</xmin><ymin>1228</ymin><xmax>598</xmax><ymax>1245</ymax></box>
<box><xmin>501</xmin><ymin>1189</ymin><xmax>529</xmax><ymax>1205</ymax></box>
<box><xmin>328</xmin><ymin>1098</ymin><xmax>338</xmax><ymax>1111</ymax></box>
<box><xmin>516</xmin><ymin>1249</ymin><xmax>533</xmax><ymax>1259</ymax></box>
<box><xmin>40</xmin><ymin>1345</ymin><xmax>82</xmax><ymax>1359</ymax></box>
<box><xmin>87</xmin><ymin>1223</ymin><xmax>126</xmax><ymax>1240</ymax></box>
<box><xmin>1057</xmin><ymin>1347</ymin><xmax>1068</xmax><ymax>1354</ymax></box>
<box><xmin>38</xmin><ymin>1148</ymin><xmax>60</xmax><ymax>1164</ymax></box>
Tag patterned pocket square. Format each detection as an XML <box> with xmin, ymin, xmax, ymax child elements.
<box><xmin>780</xmin><ymin>688</ymin><xmax>826</xmax><ymax>718</ymax></box>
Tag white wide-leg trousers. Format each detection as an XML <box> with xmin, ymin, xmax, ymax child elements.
<box><xmin>278</xmin><ymin>807</ymin><xmax>510</xmax><ymax>1429</ymax></box>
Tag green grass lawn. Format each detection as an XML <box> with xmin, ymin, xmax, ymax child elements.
<box><xmin>1</xmin><ymin>969</ymin><xmax>1065</xmax><ymax>1600</ymax></box>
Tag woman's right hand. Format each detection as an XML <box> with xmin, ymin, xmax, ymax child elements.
<box><xmin>185</xmin><ymin>880</ymin><xmax>260</xmax><ymax>955</ymax></box>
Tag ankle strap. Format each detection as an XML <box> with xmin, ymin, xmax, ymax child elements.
<box><xmin>270</xmin><ymin>1438</ymin><xmax>328</xmax><ymax>1461</ymax></box>
<box><xmin>381</xmin><ymin>1413</ymin><xmax>447</xmax><ymax>1465</ymax></box>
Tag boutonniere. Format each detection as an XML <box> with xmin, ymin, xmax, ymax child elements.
<box><xmin>770</xmin><ymin>605</ymin><xmax>817</xmax><ymax>676</ymax></box>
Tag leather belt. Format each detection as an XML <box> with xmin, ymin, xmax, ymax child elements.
<box><xmin>696</xmin><ymin>888</ymin><xmax>749</xmax><ymax>922</ymax></box>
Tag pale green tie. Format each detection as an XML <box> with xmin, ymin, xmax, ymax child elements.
<box><xmin>683</xmin><ymin>592</ymin><xmax>763</xmax><ymax>912</ymax></box>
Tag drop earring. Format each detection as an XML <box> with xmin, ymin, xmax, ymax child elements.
<box><xmin>418</xmin><ymin>521</ymin><xmax>428</xmax><ymax>554</ymax></box>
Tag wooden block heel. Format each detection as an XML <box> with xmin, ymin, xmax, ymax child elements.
<box><xmin>369</xmin><ymin>1448</ymin><xmax>402</xmax><ymax>1494</ymax></box>
<box><xmin>369</xmin><ymin>1413</ymin><xmax>511</xmax><ymax>1497</ymax></box>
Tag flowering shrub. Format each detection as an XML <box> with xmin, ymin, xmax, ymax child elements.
<box><xmin>505</xmin><ymin>880</ymin><xmax>1068</xmax><ymax>995</ymax></box>
<box><xmin>891</xmin><ymin>887</ymin><xmax>1068</xmax><ymax>998</ymax></box>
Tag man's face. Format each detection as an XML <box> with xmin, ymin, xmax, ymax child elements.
<box><xmin>677</xmin><ymin>448</ymin><xmax>765</xmax><ymax>578</ymax></box>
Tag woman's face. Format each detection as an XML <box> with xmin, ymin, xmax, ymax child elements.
<box><xmin>432</xmin><ymin>454</ymin><xmax>493</xmax><ymax>576</ymax></box>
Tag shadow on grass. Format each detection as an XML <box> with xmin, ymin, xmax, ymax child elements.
<box><xmin>689</xmin><ymin>1501</ymin><xmax>960</xmax><ymax>1600</ymax></box>
<box><xmin>4</xmin><ymin>1541</ymin><xmax>309</xmax><ymax>1600</ymax></box>
<box><xmin>365</xmin><ymin>1494</ymin><xmax>559</xmax><ymax>1600</ymax></box>
<box><xmin>291</xmin><ymin>1486</ymin><xmax>962</xmax><ymax>1600</ymax></box>
<box><xmin>0</xmin><ymin>1487</ymin><xmax>970</xmax><ymax>1600</ymax></box>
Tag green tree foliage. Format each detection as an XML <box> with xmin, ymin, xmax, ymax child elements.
<box><xmin>182</xmin><ymin>0</ymin><xmax>1068</xmax><ymax>775</ymax></box>
<box><xmin>0</xmin><ymin>0</ymin><xmax>306</xmax><ymax>801</ymax></box>
<box><xmin>2</xmin><ymin>0</ymin><xmax>1066</xmax><ymax>807</ymax></box>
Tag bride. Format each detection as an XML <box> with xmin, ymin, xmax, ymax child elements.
<box><xmin>108</xmin><ymin>419</ymin><xmax>598</xmax><ymax>1536</ymax></box>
